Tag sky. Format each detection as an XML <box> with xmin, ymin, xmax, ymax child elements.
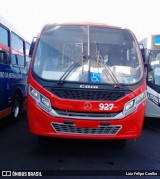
<box><xmin>0</xmin><ymin>0</ymin><xmax>160</xmax><ymax>42</ymax></box>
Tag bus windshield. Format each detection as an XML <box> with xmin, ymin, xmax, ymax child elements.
<box><xmin>33</xmin><ymin>25</ymin><xmax>143</xmax><ymax>85</ymax></box>
<box><xmin>150</xmin><ymin>50</ymin><xmax>160</xmax><ymax>62</ymax></box>
<box><xmin>148</xmin><ymin>49</ymin><xmax>160</xmax><ymax>85</ymax></box>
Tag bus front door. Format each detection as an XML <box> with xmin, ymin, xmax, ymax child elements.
<box><xmin>146</xmin><ymin>64</ymin><xmax>160</xmax><ymax>118</ymax></box>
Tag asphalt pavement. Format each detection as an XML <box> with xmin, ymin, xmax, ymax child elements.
<box><xmin>0</xmin><ymin>110</ymin><xmax>160</xmax><ymax>178</ymax></box>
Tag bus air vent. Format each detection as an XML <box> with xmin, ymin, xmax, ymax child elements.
<box><xmin>51</xmin><ymin>88</ymin><xmax>126</xmax><ymax>101</ymax></box>
<box><xmin>51</xmin><ymin>122</ymin><xmax>122</xmax><ymax>135</ymax></box>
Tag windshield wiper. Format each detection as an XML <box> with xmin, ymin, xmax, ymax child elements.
<box><xmin>57</xmin><ymin>53</ymin><xmax>85</xmax><ymax>85</ymax></box>
<box><xmin>95</xmin><ymin>50</ymin><xmax>121</xmax><ymax>88</ymax></box>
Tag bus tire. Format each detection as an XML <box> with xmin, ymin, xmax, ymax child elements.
<box><xmin>11</xmin><ymin>94</ymin><xmax>22</xmax><ymax>120</ymax></box>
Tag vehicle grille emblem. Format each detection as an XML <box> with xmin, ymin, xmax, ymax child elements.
<box><xmin>84</xmin><ymin>102</ymin><xmax>92</xmax><ymax>110</ymax></box>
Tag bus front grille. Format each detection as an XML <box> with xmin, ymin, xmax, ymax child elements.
<box><xmin>51</xmin><ymin>122</ymin><xmax>122</xmax><ymax>135</ymax></box>
<box><xmin>54</xmin><ymin>109</ymin><xmax>120</xmax><ymax>118</ymax></box>
<box><xmin>51</xmin><ymin>88</ymin><xmax>126</xmax><ymax>101</ymax></box>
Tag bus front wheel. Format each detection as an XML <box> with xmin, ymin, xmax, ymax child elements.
<box><xmin>11</xmin><ymin>94</ymin><xmax>22</xmax><ymax>120</ymax></box>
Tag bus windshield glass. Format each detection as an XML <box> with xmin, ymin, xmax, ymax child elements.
<box><xmin>33</xmin><ymin>25</ymin><xmax>143</xmax><ymax>85</ymax></box>
<box><xmin>150</xmin><ymin>50</ymin><xmax>160</xmax><ymax>61</ymax></box>
<box><xmin>148</xmin><ymin>49</ymin><xmax>160</xmax><ymax>85</ymax></box>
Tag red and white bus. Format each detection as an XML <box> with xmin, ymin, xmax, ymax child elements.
<box><xmin>27</xmin><ymin>23</ymin><xmax>146</xmax><ymax>144</ymax></box>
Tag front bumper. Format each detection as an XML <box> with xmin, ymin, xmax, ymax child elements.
<box><xmin>27</xmin><ymin>97</ymin><xmax>145</xmax><ymax>140</ymax></box>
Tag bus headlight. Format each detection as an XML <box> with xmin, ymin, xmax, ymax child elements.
<box><xmin>123</xmin><ymin>92</ymin><xmax>145</xmax><ymax>115</ymax></box>
<box><xmin>29</xmin><ymin>85</ymin><xmax>51</xmax><ymax>112</ymax></box>
<box><xmin>136</xmin><ymin>92</ymin><xmax>145</xmax><ymax>105</ymax></box>
<box><xmin>39</xmin><ymin>95</ymin><xmax>51</xmax><ymax>112</ymax></box>
<box><xmin>29</xmin><ymin>86</ymin><xmax>40</xmax><ymax>100</ymax></box>
<box><xmin>123</xmin><ymin>99</ymin><xmax>136</xmax><ymax>115</ymax></box>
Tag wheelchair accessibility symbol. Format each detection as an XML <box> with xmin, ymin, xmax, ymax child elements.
<box><xmin>90</xmin><ymin>72</ymin><xmax>101</xmax><ymax>83</ymax></box>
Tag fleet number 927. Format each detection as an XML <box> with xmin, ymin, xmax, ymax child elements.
<box><xmin>99</xmin><ymin>103</ymin><xmax>114</xmax><ymax>111</ymax></box>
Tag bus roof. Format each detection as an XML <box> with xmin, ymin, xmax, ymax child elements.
<box><xmin>41</xmin><ymin>22</ymin><xmax>129</xmax><ymax>30</ymax></box>
<box><xmin>37</xmin><ymin>22</ymin><xmax>134</xmax><ymax>40</ymax></box>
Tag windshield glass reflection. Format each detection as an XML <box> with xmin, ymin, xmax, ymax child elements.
<box><xmin>33</xmin><ymin>25</ymin><xmax>143</xmax><ymax>85</ymax></box>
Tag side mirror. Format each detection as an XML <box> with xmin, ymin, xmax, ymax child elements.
<box><xmin>29</xmin><ymin>37</ymin><xmax>37</xmax><ymax>57</ymax></box>
<box><xmin>139</xmin><ymin>44</ymin><xmax>146</xmax><ymax>63</ymax></box>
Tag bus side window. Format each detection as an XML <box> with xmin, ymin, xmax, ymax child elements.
<box><xmin>154</xmin><ymin>67</ymin><xmax>160</xmax><ymax>85</ymax></box>
<box><xmin>11</xmin><ymin>54</ymin><xmax>25</xmax><ymax>68</ymax></box>
<box><xmin>11</xmin><ymin>32</ymin><xmax>25</xmax><ymax>68</ymax></box>
<box><xmin>0</xmin><ymin>51</ymin><xmax>10</xmax><ymax>64</ymax></box>
<box><xmin>3</xmin><ymin>52</ymin><xmax>10</xmax><ymax>64</ymax></box>
<box><xmin>0</xmin><ymin>51</ymin><xmax>3</xmax><ymax>63</ymax></box>
<box><xmin>0</xmin><ymin>25</ymin><xmax>10</xmax><ymax>64</ymax></box>
<box><xmin>0</xmin><ymin>25</ymin><xmax>9</xmax><ymax>47</ymax></box>
<box><xmin>11</xmin><ymin>54</ymin><xmax>17</xmax><ymax>66</ymax></box>
<box><xmin>17</xmin><ymin>55</ymin><xmax>25</xmax><ymax>67</ymax></box>
<box><xmin>17</xmin><ymin>40</ymin><xmax>25</xmax><ymax>68</ymax></box>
